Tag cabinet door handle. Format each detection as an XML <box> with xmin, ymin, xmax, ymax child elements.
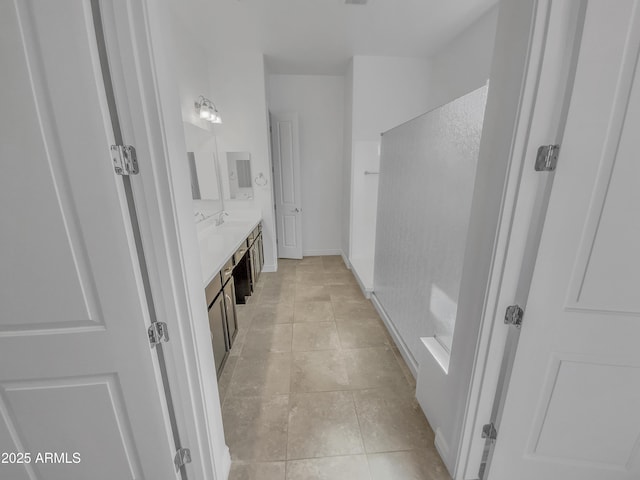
<box><xmin>224</xmin><ymin>268</ymin><xmax>233</xmax><ymax>277</ymax></box>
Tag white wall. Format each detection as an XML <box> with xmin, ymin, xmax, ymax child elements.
<box><xmin>207</xmin><ymin>51</ymin><xmax>278</xmax><ymax>271</ymax></box>
<box><xmin>347</xmin><ymin>56</ymin><xmax>432</xmax><ymax>287</ymax></box>
<box><xmin>268</xmin><ymin>75</ymin><xmax>345</xmax><ymax>256</ymax></box>
<box><xmin>352</xmin><ymin>56</ymin><xmax>433</xmax><ymax>141</ymax></box>
<box><xmin>169</xmin><ymin>15</ymin><xmax>216</xmax><ymax>133</ymax></box>
<box><xmin>342</xmin><ymin>61</ymin><xmax>354</xmax><ymax>262</ymax></box>
<box><xmin>428</xmin><ymin>7</ymin><xmax>498</xmax><ymax>110</ymax></box>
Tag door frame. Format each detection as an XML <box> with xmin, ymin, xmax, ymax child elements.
<box><xmin>95</xmin><ymin>2</ymin><xmax>587</xmax><ymax>480</ymax></box>
<box><xmin>454</xmin><ymin>1</ymin><xmax>586</xmax><ymax>479</ymax></box>
<box><xmin>98</xmin><ymin>1</ymin><xmax>230</xmax><ymax>479</ymax></box>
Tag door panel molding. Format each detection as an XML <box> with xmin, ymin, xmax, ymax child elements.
<box><xmin>566</xmin><ymin>5</ymin><xmax>640</xmax><ymax>313</ymax></box>
<box><xmin>271</xmin><ymin>112</ymin><xmax>303</xmax><ymax>259</ymax></box>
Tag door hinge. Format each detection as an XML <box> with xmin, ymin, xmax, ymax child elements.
<box><xmin>148</xmin><ymin>322</ymin><xmax>169</xmax><ymax>347</ymax></box>
<box><xmin>534</xmin><ymin>144</ymin><xmax>559</xmax><ymax>171</ymax></box>
<box><xmin>504</xmin><ymin>305</ymin><xmax>524</xmax><ymax>328</ymax></box>
<box><xmin>174</xmin><ymin>447</ymin><xmax>191</xmax><ymax>470</ymax></box>
<box><xmin>110</xmin><ymin>144</ymin><xmax>139</xmax><ymax>175</ymax></box>
<box><xmin>481</xmin><ymin>423</ymin><xmax>497</xmax><ymax>441</ymax></box>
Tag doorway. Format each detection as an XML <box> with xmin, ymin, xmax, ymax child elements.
<box><xmin>270</xmin><ymin>112</ymin><xmax>303</xmax><ymax>259</ymax></box>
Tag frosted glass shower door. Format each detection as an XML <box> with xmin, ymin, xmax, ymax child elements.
<box><xmin>373</xmin><ymin>85</ymin><xmax>488</xmax><ymax>360</ymax></box>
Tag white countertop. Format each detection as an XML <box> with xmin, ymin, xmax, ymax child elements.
<box><xmin>197</xmin><ymin>209</ymin><xmax>262</xmax><ymax>286</ymax></box>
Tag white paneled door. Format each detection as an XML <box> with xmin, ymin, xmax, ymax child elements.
<box><xmin>271</xmin><ymin>112</ymin><xmax>303</xmax><ymax>259</ymax></box>
<box><xmin>0</xmin><ymin>2</ymin><xmax>178</xmax><ymax>479</ymax></box>
<box><xmin>488</xmin><ymin>1</ymin><xmax>640</xmax><ymax>479</ymax></box>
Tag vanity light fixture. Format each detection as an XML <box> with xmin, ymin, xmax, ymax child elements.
<box><xmin>195</xmin><ymin>96</ymin><xmax>222</xmax><ymax>124</ymax></box>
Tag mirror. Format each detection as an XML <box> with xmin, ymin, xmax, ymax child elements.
<box><xmin>225</xmin><ymin>152</ymin><xmax>254</xmax><ymax>200</ymax></box>
<box><xmin>183</xmin><ymin>122</ymin><xmax>224</xmax><ymax>214</ymax></box>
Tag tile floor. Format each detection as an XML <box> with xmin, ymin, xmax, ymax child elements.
<box><xmin>218</xmin><ymin>256</ymin><xmax>451</xmax><ymax>480</ymax></box>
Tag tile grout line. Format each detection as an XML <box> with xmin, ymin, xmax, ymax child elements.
<box><xmin>350</xmin><ymin>389</ymin><xmax>374</xmax><ymax>480</ymax></box>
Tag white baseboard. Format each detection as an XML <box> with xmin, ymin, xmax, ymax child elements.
<box><xmin>341</xmin><ymin>251</ymin><xmax>351</xmax><ymax>270</ymax></box>
<box><xmin>370</xmin><ymin>293</ymin><xmax>418</xmax><ymax>378</ymax></box>
<box><xmin>262</xmin><ymin>263</ymin><xmax>277</xmax><ymax>273</ymax></box>
<box><xmin>434</xmin><ymin>428</ymin><xmax>451</xmax><ymax>467</ymax></box>
<box><xmin>221</xmin><ymin>446</ymin><xmax>231</xmax><ymax>480</ymax></box>
<box><xmin>351</xmin><ymin>265</ymin><xmax>372</xmax><ymax>299</ymax></box>
<box><xmin>302</xmin><ymin>249</ymin><xmax>342</xmax><ymax>256</ymax></box>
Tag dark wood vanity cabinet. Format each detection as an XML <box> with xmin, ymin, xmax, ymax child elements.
<box><xmin>249</xmin><ymin>228</ymin><xmax>264</xmax><ymax>289</ymax></box>
<box><xmin>207</xmin><ymin>293</ymin><xmax>227</xmax><ymax>376</ymax></box>
<box><xmin>206</xmin><ymin>222</ymin><xmax>263</xmax><ymax>377</ymax></box>
<box><xmin>205</xmin><ymin>258</ymin><xmax>238</xmax><ymax>379</ymax></box>
<box><xmin>233</xmin><ymin>223</ymin><xmax>264</xmax><ymax>304</ymax></box>
<box><xmin>223</xmin><ymin>279</ymin><xmax>238</xmax><ymax>344</ymax></box>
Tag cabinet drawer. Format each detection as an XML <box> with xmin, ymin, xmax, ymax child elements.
<box><xmin>220</xmin><ymin>258</ymin><xmax>234</xmax><ymax>285</ymax></box>
<box><xmin>233</xmin><ymin>243</ymin><xmax>248</xmax><ymax>265</ymax></box>
<box><xmin>205</xmin><ymin>273</ymin><xmax>222</xmax><ymax>306</ymax></box>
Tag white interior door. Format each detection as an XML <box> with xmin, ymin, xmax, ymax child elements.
<box><xmin>271</xmin><ymin>112</ymin><xmax>303</xmax><ymax>259</ymax></box>
<box><xmin>488</xmin><ymin>2</ymin><xmax>640</xmax><ymax>479</ymax></box>
<box><xmin>0</xmin><ymin>2</ymin><xmax>178</xmax><ymax>479</ymax></box>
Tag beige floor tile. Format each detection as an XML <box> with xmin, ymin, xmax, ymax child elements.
<box><xmin>251</xmin><ymin>304</ymin><xmax>294</xmax><ymax>326</ymax></box>
<box><xmin>336</xmin><ymin>319</ymin><xmax>392</xmax><ymax>348</ymax></box>
<box><xmin>243</xmin><ymin>324</ymin><xmax>293</xmax><ymax>354</ymax></box>
<box><xmin>223</xmin><ymin>395</ymin><xmax>289</xmax><ymax>461</ymax></box>
<box><xmin>392</xmin><ymin>347</ymin><xmax>417</xmax><ymax>388</ymax></box>
<box><xmin>236</xmin><ymin>305</ymin><xmax>255</xmax><ymax>329</ymax></box>
<box><xmin>229</xmin><ymin>461</ymin><xmax>286</xmax><ymax>480</ymax></box>
<box><xmin>328</xmin><ymin>285</ymin><xmax>366</xmax><ymax>302</ymax></box>
<box><xmin>321</xmin><ymin>255</ymin><xmax>345</xmax><ymax>266</ymax></box>
<box><xmin>229</xmin><ymin>326</ymin><xmax>249</xmax><ymax>357</ymax></box>
<box><xmin>291</xmin><ymin>350</ymin><xmax>349</xmax><ymax>392</ymax></box>
<box><xmin>295</xmin><ymin>285</ymin><xmax>331</xmax><ymax>302</ymax></box>
<box><xmin>322</xmin><ymin>258</ymin><xmax>350</xmax><ymax>273</ymax></box>
<box><xmin>295</xmin><ymin>271</ymin><xmax>327</xmax><ymax>286</ymax></box>
<box><xmin>292</xmin><ymin>322</ymin><xmax>340</xmax><ymax>351</ymax></box>
<box><xmin>261</xmin><ymin>282</ymin><xmax>296</xmax><ymax>294</ymax></box>
<box><xmin>354</xmin><ymin>388</ymin><xmax>433</xmax><ymax>453</ymax></box>
<box><xmin>228</xmin><ymin>352</ymin><xmax>292</xmax><ymax>397</ymax></box>
<box><xmin>332</xmin><ymin>300</ymin><xmax>379</xmax><ymax>322</ymax></box>
<box><xmin>218</xmin><ymin>355</ymin><xmax>238</xmax><ymax>405</ymax></box>
<box><xmin>321</xmin><ymin>271</ymin><xmax>358</xmax><ymax>285</ymax></box>
<box><xmin>261</xmin><ymin>273</ymin><xmax>295</xmax><ymax>287</ymax></box>
<box><xmin>287</xmin><ymin>391</ymin><xmax>364</xmax><ymax>459</ymax></box>
<box><xmin>294</xmin><ymin>301</ymin><xmax>334</xmax><ymax>323</ymax></box>
<box><xmin>296</xmin><ymin>264</ymin><xmax>324</xmax><ymax>275</ymax></box>
<box><xmin>261</xmin><ymin>286</ymin><xmax>296</xmax><ymax>305</ymax></box>
<box><xmin>297</xmin><ymin>256</ymin><xmax>324</xmax><ymax>266</ymax></box>
<box><xmin>261</xmin><ymin>295</ymin><xmax>295</xmax><ymax>306</ymax></box>
<box><xmin>286</xmin><ymin>455</ymin><xmax>370</xmax><ymax>480</ymax></box>
<box><xmin>343</xmin><ymin>347</ymin><xmax>411</xmax><ymax>391</ymax></box>
<box><xmin>367</xmin><ymin>450</ymin><xmax>451</xmax><ymax>480</ymax></box>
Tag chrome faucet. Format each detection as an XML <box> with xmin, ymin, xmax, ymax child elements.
<box><xmin>214</xmin><ymin>211</ymin><xmax>229</xmax><ymax>226</ymax></box>
<box><xmin>194</xmin><ymin>211</ymin><xmax>206</xmax><ymax>222</ymax></box>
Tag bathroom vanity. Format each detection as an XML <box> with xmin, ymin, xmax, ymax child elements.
<box><xmin>198</xmin><ymin>212</ymin><xmax>263</xmax><ymax>377</ymax></box>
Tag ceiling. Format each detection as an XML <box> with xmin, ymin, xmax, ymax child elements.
<box><xmin>173</xmin><ymin>0</ymin><xmax>498</xmax><ymax>75</ymax></box>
